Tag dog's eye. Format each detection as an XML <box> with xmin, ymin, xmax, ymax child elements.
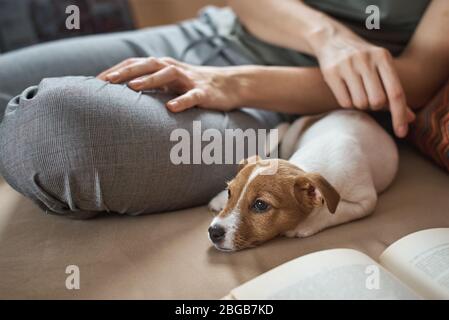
<box><xmin>227</xmin><ymin>188</ymin><xmax>231</xmax><ymax>198</ymax></box>
<box><xmin>251</xmin><ymin>199</ymin><xmax>270</xmax><ymax>213</ymax></box>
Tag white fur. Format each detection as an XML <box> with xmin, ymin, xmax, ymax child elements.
<box><xmin>208</xmin><ymin>190</ymin><xmax>228</xmax><ymax>212</ymax></box>
<box><xmin>210</xmin><ymin>211</ymin><xmax>239</xmax><ymax>251</ymax></box>
<box><xmin>283</xmin><ymin>110</ymin><xmax>397</xmax><ymax>237</ymax></box>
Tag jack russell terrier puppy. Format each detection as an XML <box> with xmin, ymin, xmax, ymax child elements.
<box><xmin>208</xmin><ymin>110</ymin><xmax>398</xmax><ymax>251</ymax></box>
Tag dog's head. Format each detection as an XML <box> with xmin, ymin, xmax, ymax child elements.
<box><xmin>208</xmin><ymin>156</ymin><xmax>340</xmax><ymax>251</ymax></box>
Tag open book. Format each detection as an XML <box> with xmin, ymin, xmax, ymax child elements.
<box><xmin>224</xmin><ymin>228</ymin><xmax>449</xmax><ymax>300</ymax></box>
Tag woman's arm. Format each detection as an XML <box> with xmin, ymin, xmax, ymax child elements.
<box><xmin>228</xmin><ymin>0</ymin><xmax>340</xmax><ymax>55</ymax></box>
<box><xmin>229</xmin><ymin>0</ymin><xmax>449</xmax><ymax>136</ymax></box>
<box><xmin>395</xmin><ymin>0</ymin><xmax>449</xmax><ymax>108</ymax></box>
<box><xmin>97</xmin><ymin>58</ymin><xmax>338</xmax><ymax>114</ymax></box>
<box><xmin>232</xmin><ymin>0</ymin><xmax>449</xmax><ymax>109</ymax></box>
<box><xmin>98</xmin><ymin>1</ymin><xmax>448</xmax><ymax>137</ymax></box>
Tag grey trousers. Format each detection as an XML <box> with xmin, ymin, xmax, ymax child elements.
<box><xmin>0</xmin><ymin>8</ymin><xmax>284</xmax><ymax>218</ymax></box>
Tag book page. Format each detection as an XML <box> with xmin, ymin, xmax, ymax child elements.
<box><xmin>230</xmin><ymin>248</ymin><xmax>418</xmax><ymax>300</ymax></box>
<box><xmin>379</xmin><ymin>228</ymin><xmax>449</xmax><ymax>299</ymax></box>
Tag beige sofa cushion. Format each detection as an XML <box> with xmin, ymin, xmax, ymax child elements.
<box><xmin>0</xmin><ymin>144</ymin><xmax>448</xmax><ymax>299</ymax></box>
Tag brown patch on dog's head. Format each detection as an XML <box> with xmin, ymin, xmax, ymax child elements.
<box><xmin>209</xmin><ymin>158</ymin><xmax>340</xmax><ymax>251</ymax></box>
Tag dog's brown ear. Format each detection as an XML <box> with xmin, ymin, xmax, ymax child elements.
<box><xmin>237</xmin><ymin>155</ymin><xmax>260</xmax><ymax>173</ymax></box>
<box><xmin>294</xmin><ymin>173</ymin><xmax>340</xmax><ymax>213</ymax></box>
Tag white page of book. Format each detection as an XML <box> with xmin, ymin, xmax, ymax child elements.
<box><xmin>231</xmin><ymin>248</ymin><xmax>418</xmax><ymax>299</ymax></box>
<box><xmin>380</xmin><ymin>228</ymin><xmax>449</xmax><ymax>299</ymax></box>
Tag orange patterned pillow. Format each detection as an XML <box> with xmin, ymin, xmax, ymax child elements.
<box><xmin>408</xmin><ymin>80</ymin><xmax>449</xmax><ymax>172</ymax></box>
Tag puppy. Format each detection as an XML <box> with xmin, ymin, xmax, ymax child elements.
<box><xmin>208</xmin><ymin>110</ymin><xmax>398</xmax><ymax>251</ymax></box>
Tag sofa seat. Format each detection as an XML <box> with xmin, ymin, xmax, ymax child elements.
<box><xmin>0</xmin><ymin>143</ymin><xmax>448</xmax><ymax>299</ymax></box>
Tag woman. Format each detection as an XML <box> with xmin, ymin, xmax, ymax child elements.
<box><xmin>0</xmin><ymin>0</ymin><xmax>447</xmax><ymax>218</ymax></box>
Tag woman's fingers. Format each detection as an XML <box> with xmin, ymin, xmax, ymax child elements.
<box><xmin>329</xmin><ymin>50</ymin><xmax>414</xmax><ymax>138</ymax></box>
<box><xmin>358</xmin><ymin>65</ymin><xmax>387</xmax><ymax>111</ymax></box>
<box><xmin>166</xmin><ymin>88</ymin><xmax>205</xmax><ymax>112</ymax></box>
<box><xmin>105</xmin><ymin>57</ymin><xmax>166</xmax><ymax>83</ymax></box>
<box><xmin>377</xmin><ymin>59</ymin><xmax>414</xmax><ymax>138</ymax></box>
<box><xmin>341</xmin><ymin>63</ymin><xmax>369</xmax><ymax>109</ymax></box>
<box><xmin>97</xmin><ymin>58</ymin><xmax>139</xmax><ymax>80</ymax></box>
<box><xmin>128</xmin><ymin>65</ymin><xmax>189</xmax><ymax>91</ymax></box>
<box><xmin>406</xmin><ymin>107</ymin><xmax>416</xmax><ymax>122</ymax></box>
<box><xmin>324</xmin><ymin>71</ymin><xmax>352</xmax><ymax>108</ymax></box>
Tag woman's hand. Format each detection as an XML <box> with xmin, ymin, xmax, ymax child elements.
<box><xmin>311</xmin><ymin>32</ymin><xmax>415</xmax><ymax>137</ymax></box>
<box><xmin>97</xmin><ymin>57</ymin><xmax>239</xmax><ymax>113</ymax></box>
<box><xmin>230</xmin><ymin>0</ymin><xmax>423</xmax><ymax>138</ymax></box>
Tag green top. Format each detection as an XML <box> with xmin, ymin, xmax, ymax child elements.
<box><xmin>200</xmin><ymin>2</ymin><xmax>431</xmax><ymax>67</ymax></box>
<box><xmin>304</xmin><ymin>0</ymin><xmax>431</xmax><ymax>54</ymax></box>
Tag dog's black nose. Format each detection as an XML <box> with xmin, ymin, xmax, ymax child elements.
<box><xmin>208</xmin><ymin>225</ymin><xmax>225</xmax><ymax>243</ymax></box>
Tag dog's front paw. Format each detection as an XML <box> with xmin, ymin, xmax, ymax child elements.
<box><xmin>208</xmin><ymin>190</ymin><xmax>228</xmax><ymax>212</ymax></box>
<box><xmin>283</xmin><ymin>227</ymin><xmax>319</xmax><ymax>238</ymax></box>
<box><xmin>283</xmin><ymin>230</ymin><xmax>300</xmax><ymax>238</ymax></box>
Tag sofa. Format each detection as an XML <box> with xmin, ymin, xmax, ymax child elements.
<box><xmin>1</xmin><ymin>0</ymin><xmax>448</xmax><ymax>300</ymax></box>
<box><xmin>0</xmin><ymin>141</ymin><xmax>448</xmax><ymax>299</ymax></box>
